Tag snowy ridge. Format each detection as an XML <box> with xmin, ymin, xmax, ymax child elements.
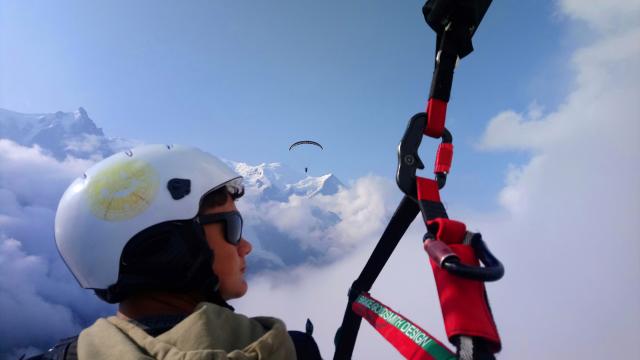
<box><xmin>0</xmin><ymin>107</ymin><xmax>344</xmax><ymax>201</ymax></box>
<box><xmin>228</xmin><ymin>161</ymin><xmax>344</xmax><ymax>201</ymax></box>
<box><xmin>0</xmin><ymin>107</ymin><xmax>138</xmax><ymax>160</ymax></box>
<box><xmin>287</xmin><ymin>173</ymin><xmax>343</xmax><ymax>197</ymax></box>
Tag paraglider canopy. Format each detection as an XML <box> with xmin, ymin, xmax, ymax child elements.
<box><xmin>288</xmin><ymin>140</ymin><xmax>323</xmax><ymax>151</ymax></box>
<box><xmin>288</xmin><ymin>140</ymin><xmax>323</xmax><ymax>173</ymax></box>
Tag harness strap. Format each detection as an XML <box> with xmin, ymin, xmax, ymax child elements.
<box><xmin>416</xmin><ymin>177</ymin><xmax>502</xmax><ymax>353</ymax></box>
<box><xmin>352</xmin><ymin>293</ymin><xmax>455</xmax><ymax>360</ymax></box>
<box><xmin>425</xmin><ymin>99</ymin><xmax>448</xmax><ymax>138</ymax></box>
<box><xmin>426</xmin><ymin>219</ymin><xmax>501</xmax><ymax>352</ymax></box>
<box><xmin>334</xmin><ymin>196</ymin><xmax>421</xmax><ymax>359</ymax></box>
<box><xmin>416</xmin><ymin>177</ymin><xmax>448</xmax><ymax>221</ymax></box>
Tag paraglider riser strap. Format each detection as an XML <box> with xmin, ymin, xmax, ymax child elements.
<box><xmin>334</xmin><ymin>1</ymin><xmax>501</xmax><ymax>358</ymax></box>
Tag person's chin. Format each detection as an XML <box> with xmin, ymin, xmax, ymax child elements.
<box><xmin>222</xmin><ymin>282</ymin><xmax>248</xmax><ymax>300</ymax></box>
<box><xmin>237</xmin><ymin>281</ymin><xmax>248</xmax><ymax>297</ymax></box>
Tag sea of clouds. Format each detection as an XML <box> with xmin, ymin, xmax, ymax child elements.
<box><xmin>1</xmin><ymin>0</ymin><xmax>639</xmax><ymax>358</ymax></box>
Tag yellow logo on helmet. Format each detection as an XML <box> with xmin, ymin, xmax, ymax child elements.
<box><xmin>87</xmin><ymin>160</ymin><xmax>160</xmax><ymax>221</ymax></box>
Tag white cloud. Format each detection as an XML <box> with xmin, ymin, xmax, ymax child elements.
<box><xmin>470</xmin><ymin>2</ymin><xmax>640</xmax><ymax>358</ymax></box>
<box><xmin>477</xmin><ymin>110</ymin><xmax>556</xmax><ymax>152</ymax></box>
<box><xmin>318</xmin><ymin>176</ymin><xmax>398</xmax><ymax>249</ymax></box>
<box><xmin>0</xmin><ymin>236</ymin><xmax>80</xmax><ymax>356</ymax></box>
<box><xmin>0</xmin><ymin>139</ymin><xmax>95</xmax><ymax>256</ymax></box>
<box><xmin>238</xmin><ymin>175</ymin><xmax>399</xmax><ymax>267</ymax></box>
<box><xmin>0</xmin><ymin>141</ymin><xmax>114</xmax><ymax>358</ymax></box>
<box><xmin>560</xmin><ymin>0</ymin><xmax>640</xmax><ymax>33</ymax></box>
<box><xmin>0</xmin><ymin>139</ymin><xmax>94</xmax><ymax>209</ymax></box>
<box><xmin>284</xmin><ymin>176</ymin><xmax>395</xmax><ymax>251</ymax></box>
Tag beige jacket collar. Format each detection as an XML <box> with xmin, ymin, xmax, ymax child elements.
<box><xmin>78</xmin><ymin>302</ymin><xmax>297</xmax><ymax>360</ymax></box>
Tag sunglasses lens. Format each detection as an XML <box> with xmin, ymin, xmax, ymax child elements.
<box><xmin>225</xmin><ymin>213</ymin><xmax>243</xmax><ymax>245</ymax></box>
<box><xmin>198</xmin><ymin>211</ymin><xmax>243</xmax><ymax>245</ymax></box>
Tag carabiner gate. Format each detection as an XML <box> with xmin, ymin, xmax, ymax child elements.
<box><xmin>396</xmin><ymin>112</ymin><xmax>454</xmax><ymax>199</ymax></box>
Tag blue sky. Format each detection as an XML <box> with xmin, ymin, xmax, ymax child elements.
<box><xmin>1</xmin><ymin>1</ymin><xmax>639</xmax><ymax>358</ymax></box>
<box><xmin>1</xmin><ymin>0</ymin><xmax>574</xmax><ymax>210</ymax></box>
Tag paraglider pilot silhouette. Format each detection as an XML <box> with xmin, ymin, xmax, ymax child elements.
<box><xmin>28</xmin><ymin>144</ymin><xmax>322</xmax><ymax>359</ymax></box>
<box><xmin>289</xmin><ymin>140</ymin><xmax>323</xmax><ymax>174</ymax></box>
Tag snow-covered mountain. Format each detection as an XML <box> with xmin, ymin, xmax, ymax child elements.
<box><xmin>224</xmin><ymin>162</ymin><xmax>345</xmax><ymax>272</ymax></box>
<box><xmin>0</xmin><ymin>107</ymin><xmax>344</xmax><ymax>200</ymax></box>
<box><xmin>229</xmin><ymin>161</ymin><xmax>344</xmax><ymax>201</ymax></box>
<box><xmin>289</xmin><ymin>173</ymin><xmax>343</xmax><ymax>197</ymax></box>
<box><xmin>0</xmin><ymin>107</ymin><xmax>137</xmax><ymax>160</ymax></box>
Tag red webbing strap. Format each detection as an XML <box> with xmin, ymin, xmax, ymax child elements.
<box><xmin>434</xmin><ymin>143</ymin><xmax>453</xmax><ymax>174</ymax></box>
<box><xmin>415</xmin><ymin>177</ymin><xmax>448</xmax><ymax>220</ymax></box>
<box><xmin>424</xmin><ymin>98</ymin><xmax>447</xmax><ymax>138</ymax></box>
<box><xmin>416</xmin><ymin>177</ymin><xmax>441</xmax><ymax>203</ymax></box>
<box><xmin>352</xmin><ymin>293</ymin><xmax>455</xmax><ymax>360</ymax></box>
<box><xmin>426</xmin><ymin>218</ymin><xmax>502</xmax><ymax>352</ymax></box>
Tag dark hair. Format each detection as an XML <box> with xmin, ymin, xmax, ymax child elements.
<box><xmin>199</xmin><ymin>184</ymin><xmax>244</xmax><ymax>213</ymax></box>
<box><xmin>200</xmin><ymin>187</ymin><xmax>231</xmax><ymax>212</ymax></box>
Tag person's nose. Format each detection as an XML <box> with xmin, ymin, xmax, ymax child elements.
<box><xmin>238</xmin><ymin>238</ymin><xmax>252</xmax><ymax>256</ymax></box>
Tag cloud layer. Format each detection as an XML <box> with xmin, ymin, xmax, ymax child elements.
<box><xmin>239</xmin><ymin>175</ymin><xmax>398</xmax><ymax>267</ymax></box>
<box><xmin>560</xmin><ymin>0</ymin><xmax>640</xmax><ymax>32</ymax></box>
<box><xmin>0</xmin><ymin>140</ymin><xmax>116</xmax><ymax>358</ymax></box>
<box><xmin>473</xmin><ymin>7</ymin><xmax>640</xmax><ymax>355</ymax></box>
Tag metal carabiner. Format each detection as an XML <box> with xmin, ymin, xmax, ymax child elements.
<box><xmin>396</xmin><ymin>112</ymin><xmax>453</xmax><ymax>199</ymax></box>
<box><xmin>424</xmin><ymin>231</ymin><xmax>504</xmax><ymax>282</ymax></box>
<box><xmin>396</xmin><ymin>113</ymin><xmax>427</xmax><ymax>199</ymax></box>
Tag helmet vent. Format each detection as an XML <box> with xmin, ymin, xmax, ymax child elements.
<box><xmin>167</xmin><ymin>178</ymin><xmax>191</xmax><ymax>200</ymax></box>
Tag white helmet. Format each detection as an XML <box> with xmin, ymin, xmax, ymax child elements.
<box><xmin>55</xmin><ymin>144</ymin><xmax>243</xmax><ymax>295</ymax></box>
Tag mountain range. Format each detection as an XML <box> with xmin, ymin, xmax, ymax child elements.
<box><xmin>0</xmin><ymin>107</ymin><xmax>345</xmax><ymax>273</ymax></box>
<box><xmin>0</xmin><ymin>107</ymin><xmax>139</xmax><ymax>160</ymax></box>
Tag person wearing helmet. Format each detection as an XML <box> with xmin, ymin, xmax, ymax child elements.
<box><xmin>28</xmin><ymin>144</ymin><xmax>321</xmax><ymax>359</ymax></box>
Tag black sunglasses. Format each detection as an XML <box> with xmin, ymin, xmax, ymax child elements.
<box><xmin>196</xmin><ymin>211</ymin><xmax>243</xmax><ymax>245</ymax></box>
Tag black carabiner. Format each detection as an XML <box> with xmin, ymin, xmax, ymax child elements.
<box><xmin>396</xmin><ymin>112</ymin><xmax>454</xmax><ymax>197</ymax></box>
<box><xmin>425</xmin><ymin>231</ymin><xmax>504</xmax><ymax>282</ymax></box>
<box><xmin>396</xmin><ymin>113</ymin><xmax>426</xmax><ymax>198</ymax></box>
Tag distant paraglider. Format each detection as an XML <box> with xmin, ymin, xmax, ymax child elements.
<box><xmin>289</xmin><ymin>140</ymin><xmax>323</xmax><ymax>173</ymax></box>
<box><xmin>288</xmin><ymin>140</ymin><xmax>323</xmax><ymax>151</ymax></box>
